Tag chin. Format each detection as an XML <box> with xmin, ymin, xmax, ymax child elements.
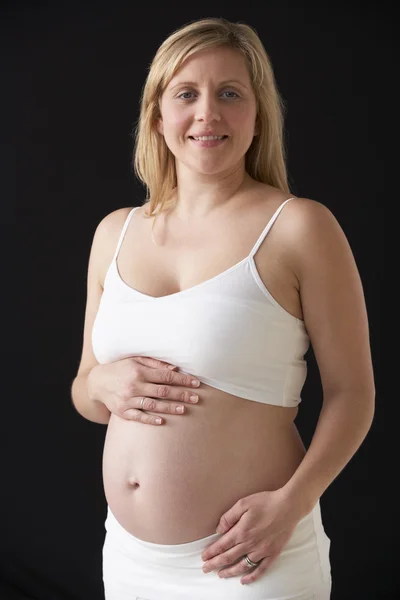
<box><xmin>192</xmin><ymin>166</ymin><xmax>230</xmax><ymax>176</ymax></box>
<box><xmin>185</xmin><ymin>157</ymin><xmax>233</xmax><ymax>173</ymax></box>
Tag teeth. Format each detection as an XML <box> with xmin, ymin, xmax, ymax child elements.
<box><xmin>193</xmin><ymin>135</ymin><xmax>225</xmax><ymax>141</ymax></box>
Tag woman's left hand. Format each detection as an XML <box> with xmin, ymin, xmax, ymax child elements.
<box><xmin>201</xmin><ymin>488</ymin><xmax>307</xmax><ymax>585</ymax></box>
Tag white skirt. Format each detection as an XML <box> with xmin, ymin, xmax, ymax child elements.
<box><xmin>102</xmin><ymin>501</ymin><xmax>331</xmax><ymax>600</ymax></box>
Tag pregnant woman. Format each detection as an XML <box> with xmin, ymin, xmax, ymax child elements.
<box><xmin>71</xmin><ymin>17</ymin><xmax>375</xmax><ymax>600</ymax></box>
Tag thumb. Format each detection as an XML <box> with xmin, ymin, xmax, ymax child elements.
<box><xmin>216</xmin><ymin>499</ymin><xmax>247</xmax><ymax>534</ymax></box>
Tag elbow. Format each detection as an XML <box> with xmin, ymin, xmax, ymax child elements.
<box><xmin>367</xmin><ymin>388</ymin><xmax>376</xmax><ymax>427</ymax></box>
<box><xmin>323</xmin><ymin>385</ymin><xmax>376</xmax><ymax>424</ymax></box>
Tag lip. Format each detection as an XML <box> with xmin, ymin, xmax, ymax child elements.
<box><xmin>188</xmin><ymin>134</ymin><xmax>228</xmax><ymax>138</ymax></box>
<box><xmin>189</xmin><ymin>136</ymin><xmax>228</xmax><ymax>148</ymax></box>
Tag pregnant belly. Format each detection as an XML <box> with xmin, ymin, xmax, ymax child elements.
<box><xmin>102</xmin><ymin>387</ymin><xmax>306</xmax><ymax>544</ymax></box>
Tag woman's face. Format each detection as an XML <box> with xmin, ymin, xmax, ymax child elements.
<box><xmin>157</xmin><ymin>45</ymin><xmax>258</xmax><ymax>177</ymax></box>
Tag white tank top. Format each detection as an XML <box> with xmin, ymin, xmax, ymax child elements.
<box><xmin>92</xmin><ymin>198</ymin><xmax>310</xmax><ymax>407</ymax></box>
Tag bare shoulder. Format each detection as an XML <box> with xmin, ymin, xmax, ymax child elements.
<box><xmin>93</xmin><ymin>206</ymin><xmax>135</xmax><ymax>287</ymax></box>
<box><xmin>95</xmin><ymin>206</ymin><xmax>135</xmax><ymax>236</ymax></box>
<box><xmin>280</xmin><ymin>196</ymin><xmax>340</xmax><ymax>234</ymax></box>
<box><xmin>279</xmin><ymin>197</ymin><xmax>351</xmax><ymax>275</ymax></box>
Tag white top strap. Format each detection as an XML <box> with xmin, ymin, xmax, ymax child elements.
<box><xmin>249</xmin><ymin>197</ymin><xmax>296</xmax><ymax>258</ymax></box>
<box><xmin>112</xmin><ymin>206</ymin><xmax>140</xmax><ymax>261</ymax></box>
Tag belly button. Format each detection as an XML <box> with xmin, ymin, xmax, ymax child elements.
<box><xmin>127</xmin><ymin>479</ymin><xmax>140</xmax><ymax>489</ymax></box>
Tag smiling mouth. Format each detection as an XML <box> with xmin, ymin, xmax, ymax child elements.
<box><xmin>188</xmin><ymin>136</ymin><xmax>229</xmax><ymax>148</ymax></box>
<box><xmin>189</xmin><ymin>136</ymin><xmax>228</xmax><ymax>140</ymax></box>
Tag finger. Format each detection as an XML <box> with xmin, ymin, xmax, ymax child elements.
<box><xmin>122</xmin><ymin>408</ymin><xmax>164</xmax><ymax>425</ymax></box>
<box><xmin>149</xmin><ymin>381</ymin><xmax>200</xmax><ymax>405</ymax></box>
<box><xmin>216</xmin><ymin>554</ymin><xmax>263</xmax><ymax>579</ymax></box>
<box><xmin>202</xmin><ymin>528</ymin><xmax>241</xmax><ymax>562</ymax></box>
<box><xmin>202</xmin><ymin>536</ymin><xmax>243</xmax><ymax>570</ymax></box>
<box><xmin>214</xmin><ymin>497</ymin><xmax>247</xmax><ymax>536</ymax></box>
<box><xmin>132</xmin><ymin>356</ymin><xmax>178</xmax><ymax>371</ymax></box>
<box><xmin>128</xmin><ymin>363</ymin><xmax>200</xmax><ymax>406</ymax></box>
<box><xmin>203</xmin><ymin>546</ymin><xmax>245</xmax><ymax>574</ymax></box>
<box><xmin>240</xmin><ymin>556</ymin><xmax>277</xmax><ymax>585</ymax></box>
<box><xmin>135</xmin><ymin>396</ymin><xmax>188</xmax><ymax>415</ymax></box>
<box><xmin>136</xmin><ymin>360</ymin><xmax>200</xmax><ymax>389</ymax></box>
<box><xmin>153</xmin><ymin>364</ymin><xmax>201</xmax><ymax>390</ymax></box>
<box><xmin>138</xmin><ymin>369</ymin><xmax>200</xmax><ymax>404</ymax></box>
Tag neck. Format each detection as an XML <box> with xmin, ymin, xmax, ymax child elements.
<box><xmin>171</xmin><ymin>164</ymin><xmax>252</xmax><ymax>222</ymax></box>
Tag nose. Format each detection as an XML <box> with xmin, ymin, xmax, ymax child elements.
<box><xmin>195</xmin><ymin>93</ymin><xmax>221</xmax><ymax>124</ymax></box>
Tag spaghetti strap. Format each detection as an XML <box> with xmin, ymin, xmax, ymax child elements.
<box><xmin>249</xmin><ymin>197</ymin><xmax>296</xmax><ymax>258</ymax></box>
<box><xmin>112</xmin><ymin>206</ymin><xmax>140</xmax><ymax>262</ymax></box>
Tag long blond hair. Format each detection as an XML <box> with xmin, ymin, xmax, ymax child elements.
<box><xmin>133</xmin><ymin>17</ymin><xmax>292</xmax><ymax>219</ymax></box>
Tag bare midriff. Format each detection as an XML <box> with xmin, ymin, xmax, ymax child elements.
<box><xmin>102</xmin><ymin>381</ymin><xmax>306</xmax><ymax>544</ymax></box>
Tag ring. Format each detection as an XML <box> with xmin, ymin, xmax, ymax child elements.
<box><xmin>139</xmin><ymin>397</ymin><xmax>145</xmax><ymax>410</ymax></box>
<box><xmin>243</xmin><ymin>554</ymin><xmax>259</xmax><ymax>568</ymax></box>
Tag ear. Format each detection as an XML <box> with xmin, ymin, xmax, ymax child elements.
<box><xmin>156</xmin><ymin>118</ymin><xmax>164</xmax><ymax>135</ymax></box>
<box><xmin>253</xmin><ymin>116</ymin><xmax>260</xmax><ymax>136</ymax></box>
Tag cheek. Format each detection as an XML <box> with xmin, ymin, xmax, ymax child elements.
<box><xmin>234</xmin><ymin>105</ymin><xmax>257</xmax><ymax>127</ymax></box>
<box><xmin>223</xmin><ymin>105</ymin><xmax>256</xmax><ymax>137</ymax></box>
<box><xmin>175</xmin><ymin>114</ymin><xmax>190</xmax><ymax>133</ymax></box>
<box><xmin>163</xmin><ymin>108</ymin><xmax>190</xmax><ymax>135</ymax></box>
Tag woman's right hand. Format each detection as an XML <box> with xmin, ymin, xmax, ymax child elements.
<box><xmin>87</xmin><ymin>356</ymin><xmax>200</xmax><ymax>424</ymax></box>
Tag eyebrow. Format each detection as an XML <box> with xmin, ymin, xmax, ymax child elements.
<box><xmin>168</xmin><ymin>79</ymin><xmax>248</xmax><ymax>91</ymax></box>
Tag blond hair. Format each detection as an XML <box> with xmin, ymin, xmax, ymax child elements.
<box><xmin>133</xmin><ymin>17</ymin><xmax>292</xmax><ymax>218</ymax></box>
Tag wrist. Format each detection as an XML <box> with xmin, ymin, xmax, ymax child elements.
<box><xmin>280</xmin><ymin>480</ymin><xmax>319</xmax><ymax>519</ymax></box>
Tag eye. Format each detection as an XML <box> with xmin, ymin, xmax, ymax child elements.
<box><xmin>177</xmin><ymin>91</ymin><xmax>195</xmax><ymax>100</ymax></box>
<box><xmin>176</xmin><ymin>90</ymin><xmax>240</xmax><ymax>101</ymax></box>
<box><xmin>221</xmin><ymin>91</ymin><xmax>239</xmax><ymax>98</ymax></box>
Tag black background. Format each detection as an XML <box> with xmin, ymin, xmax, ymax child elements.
<box><xmin>4</xmin><ymin>1</ymin><xmax>392</xmax><ymax>599</ymax></box>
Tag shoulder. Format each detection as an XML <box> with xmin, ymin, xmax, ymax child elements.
<box><xmin>278</xmin><ymin>197</ymin><xmax>350</xmax><ymax>272</ymax></box>
<box><xmin>280</xmin><ymin>196</ymin><xmax>339</xmax><ymax>233</ymax></box>
<box><xmin>92</xmin><ymin>207</ymin><xmax>136</xmax><ymax>287</ymax></box>
<box><xmin>254</xmin><ymin>188</ymin><xmax>343</xmax><ymax>248</ymax></box>
<box><xmin>95</xmin><ymin>206</ymin><xmax>136</xmax><ymax>238</ymax></box>
<box><xmin>279</xmin><ymin>197</ymin><xmax>344</xmax><ymax>244</ymax></box>
<box><xmin>251</xmin><ymin>184</ymin><xmax>334</xmax><ymax>232</ymax></box>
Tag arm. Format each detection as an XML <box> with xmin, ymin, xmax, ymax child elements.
<box><xmin>71</xmin><ymin>367</ymin><xmax>111</xmax><ymax>425</ymax></box>
<box><xmin>281</xmin><ymin>199</ymin><xmax>375</xmax><ymax>514</ymax></box>
<box><xmin>71</xmin><ymin>207</ymin><xmax>132</xmax><ymax>424</ymax></box>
